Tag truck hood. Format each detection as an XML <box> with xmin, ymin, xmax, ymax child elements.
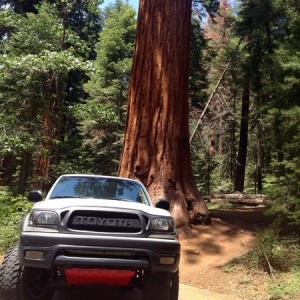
<box><xmin>32</xmin><ymin>198</ymin><xmax>171</xmax><ymax>217</ymax></box>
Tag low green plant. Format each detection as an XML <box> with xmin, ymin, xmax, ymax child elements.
<box><xmin>268</xmin><ymin>269</ymin><xmax>300</xmax><ymax>300</ymax></box>
<box><xmin>0</xmin><ymin>187</ymin><xmax>32</xmax><ymax>253</ymax></box>
<box><xmin>221</xmin><ymin>260</ymin><xmax>242</xmax><ymax>273</ymax></box>
<box><xmin>247</xmin><ymin>228</ymin><xmax>298</xmax><ymax>273</ymax></box>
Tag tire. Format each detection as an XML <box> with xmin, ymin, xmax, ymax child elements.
<box><xmin>142</xmin><ymin>271</ymin><xmax>179</xmax><ymax>300</ymax></box>
<box><xmin>20</xmin><ymin>267</ymin><xmax>54</xmax><ymax>300</ymax></box>
<box><xmin>0</xmin><ymin>244</ymin><xmax>54</xmax><ymax>300</ymax></box>
<box><xmin>0</xmin><ymin>244</ymin><xmax>22</xmax><ymax>300</ymax></box>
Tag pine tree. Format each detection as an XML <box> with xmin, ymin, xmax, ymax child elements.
<box><xmin>0</xmin><ymin>1</ymin><xmax>93</xmax><ymax>190</ymax></box>
<box><xmin>233</xmin><ymin>0</ymin><xmax>280</xmax><ymax>192</ymax></box>
<box><xmin>74</xmin><ymin>0</ymin><xmax>136</xmax><ymax>175</ymax></box>
<box><xmin>191</xmin><ymin>0</ymin><xmax>236</xmax><ymax>194</ymax></box>
<box><xmin>262</xmin><ymin>0</ymin><xmax>300</xmax><ymax>226</ymax></box>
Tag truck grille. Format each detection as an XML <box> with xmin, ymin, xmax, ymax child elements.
<box><xmin>67</xmin><ymin>210</ymin><xmax>142</xmax><ymax>233</ymax></box>
<box><xmin>60</xmin><ymin>249</ymin><xmax>146</xmax><ymax>260</ymax></box>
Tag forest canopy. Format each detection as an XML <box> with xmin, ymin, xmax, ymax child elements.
<box><xmin>0</xmin><ymin>0</ymin><xmax>299</xmax><ymax>227</ymax></box>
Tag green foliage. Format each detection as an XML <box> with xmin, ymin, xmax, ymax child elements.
<box><xmin>193</xmin><ymin>0</ymin><xmax>220</xmax><ymax>17</ymax></box>
<box><xmin>192</xmin><ymin>150</ymin><xmax>210</xmax><ymax>194</ymax></box>
<box><xmin>73</xmin><ymin>101</ymin><xmax>122</xmax><ymax>174</ymax></box>
<box><xmin>0</xmin><ymin>188</ymin><xmax>32</xmax><ymax>252</ymax></box>
<box><xmin>1</xmin><ymin>51</ymin><xmax>90</xmax><ymax>77</ymax></box>
<box><xmin>0</xmin><ymin>0</ymin><xmax>102</xmax><ymax>58</ymax></box>
<box><xmin>0</xmin><ymin>0</ymin><xmax>299</xmax><ymax>231</ymax></box>
<box><xmin>189</xmin><ymin>10</ymin><xmax>209</xmax><ymax>107</ymax></box>
<box><xmin>0</xmin><ymin>1</ymin><xmax>98</xmax><ymax>190</ymax></box>
<box><xmin>221</xmin><ymin>260</ymin><xmax>242</xmax><ymax>273</ymax></box>
<box><xmin>262</xmin><ymin>107</ymin><xmax>300</xmax><ymax>227</ymax></box>
<box><xmin>190</xmin><ymin>2</ymin><xmax>238</xmax><ymax>195</ymax></box>
<box><xmin>268</xmin><ymin>270</ymin><xmax>300</xmax><ymax>300</ymax></box>
<box><xmin>210</xmin><ymin>154</ymin><xmax>234</xmax><ymax>194</ymax></box>
<box><xmin>220</xmin><ymin>226</ymin><xmax>300</xmax><ymax>299</ymax></box>
<box><xmin>257</xmin><ymin>0</ymin><xmax>300</xmax><ymax>228</ymax></box>
<box><xmin>191</xmin><ymin>0</ymin><xmax>300</xmax><ymax>203</ymax></box>
<box><xmin>192</xmin><ymin>150</ymin><xmax>233</xmax><ymax>195</ymax></box>
<box><xmin>75</xmin><ymin>0</ymin><xmax>136</xmax><ymax>175</ymax></box>
<box><xmin>247</xmin><ymin>228</ymin><xmax>300</xmax><ymax>273</ymax></box>
<box><xmin>84</xmin><ymin>0</ymin><xmax>136</xmax><ymax>102</ymax></box>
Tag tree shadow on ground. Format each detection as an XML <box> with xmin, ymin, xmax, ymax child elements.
<box><xmin>180</xmin><ymin>206</ymin><xmax>274</xmax><ymax>266</ymax></box>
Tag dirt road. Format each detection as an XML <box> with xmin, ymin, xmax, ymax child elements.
<box><xmin>52</xmin><ymin>284</ymin><xmax>242</xmax><ymax>300</ymax></box>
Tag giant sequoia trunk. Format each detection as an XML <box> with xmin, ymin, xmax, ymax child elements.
<box><xmin>118</xmin><ymin>0</ymin><xmax>209</xmax><ymax>228</ymax></box>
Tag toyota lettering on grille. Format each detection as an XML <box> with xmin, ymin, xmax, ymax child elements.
<box><xmin>72</xmin><ymin>216</ymin><xmax>141</xmax><ymax>228</ymax></box>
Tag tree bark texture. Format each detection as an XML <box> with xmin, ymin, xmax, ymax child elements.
<box><xmin>118</xmin><ymin>0</ymin><xmax>209</xmax><ymax>228</ymax></box>
<box><xmin>32</xmin><ymin>75</ymin><xmax>62</xmax><ymax>190</ymax></box>
<box><xmin>33</xmin><ymin>110</ymin><xmax>54</xmax><ymax>188</ymax></box>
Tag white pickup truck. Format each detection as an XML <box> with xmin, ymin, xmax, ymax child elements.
<box><xmin>0</xmin><ymin>174</ymin><xmax>180</xmax><ymax>300</ymax></box>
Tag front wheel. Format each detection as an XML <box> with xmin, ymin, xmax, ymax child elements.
<box><xmin>0</xmin><ymin>243</ymin><xmax>54</xmax><ymax>300</ymax></box>
<box><xmin>0</xmin><ymin>244</ymin><xmax>21</xmax><ymax>300</ymax></box>
<box><xmin>20</xmin><ymin>267</ymin><xmax>54</xmax><ymax>300</ymax></box>
<box><xmin>142</xmin><ymin>271</ymin><xmax>179</xmax><ymax>300</ymax></box>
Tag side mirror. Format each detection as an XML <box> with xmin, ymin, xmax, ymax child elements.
<box><xmin>155</xmin><ymin>199</ymin><xmax>170</xmax><ymax>211</ymax></box>
<box><xmin>28</xmin><ymin>190</ymin><xmax>43</xmax><ymax>202</ymax></box>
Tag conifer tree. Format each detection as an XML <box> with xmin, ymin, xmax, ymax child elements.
<box><xmin>262</xmin><ymin>0</ymin><xmax>300</xmax><ymax>226</ymax></box>
<box><xmin>75</xmin><ymin>0</ymin><xmax>136</xmax><ymax>175</ymax></box>
<box><xmin>191</xmin><ymin>0</ymin><xmax>235</xmax><ymax>194</ymax></box>
<box><xmin>0</xmin><ymin>1</ymin><xmax>93</xmax><ymax>190</ymax></box>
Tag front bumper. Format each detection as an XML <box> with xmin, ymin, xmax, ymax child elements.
<box><xmin>19</xmin><ymin>232</ymin><xmax>180</xmax><ymax>274</ymax></box>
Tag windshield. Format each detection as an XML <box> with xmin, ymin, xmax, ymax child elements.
<box><xmin>48</xmin><ymin>176</ymin><xmax>150</xmax><ymax>205</ymax></box>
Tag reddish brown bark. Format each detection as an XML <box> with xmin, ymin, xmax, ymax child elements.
<box><xmin>33</xmin><ymin>111</ymin><xmax>54</xmax><ymax>186</ymax></box>
<box><xmin>118</xmin><ymin>0</ymin><xmax>209</xmax><ymax>228</ymax></box>
<box><xmin>32</xmin><ymin>76</ymin><xmax>62</xmax><ymax>190</ymax></box>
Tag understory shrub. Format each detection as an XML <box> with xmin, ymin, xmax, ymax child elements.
<box><xmin>268</xmin><ymin>269</ymin><xmax>300</xmax><ymax>300</ymax></box>
<box><xmin>0</xmin><ymin>187</ymin><xmax>32</xmax><ymax>252</ymax></box>
<box><xmin>248</xmin><ymin>228</ymin><xmax>300</xmax><ymax>274</ymax></box>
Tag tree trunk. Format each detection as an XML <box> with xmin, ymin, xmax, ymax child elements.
<box><xmin>256</xmin><ymin>137</ymin><xmax>263</xmax><ymax>192</ymax></box>
<box><xmin>230</xmin><ymin>88</ymin><xmax>237</xmax><ymax>183</ymax></box>
<box><xmin>118</xmin><ymin>0</ymin><xmax>209</xmax><ymax>228</ymax></box>
<box><xmin>32</xmin><ymin>76</ymin><xmax>62</xmax><ymax>190</ymax></box>
<box><xmin>18</xmin><ymin>151</ymin><xmax>32</xmax><ymax>193</ymax></box>
<box><xmin>254</xmin><ymin>92</ymin><xmax>263</xmax><ymax>193</ymax></box>
<box><xmin>33</xmin><ymin>110</ymin><xmax>53</xmax><ymax>189</ymax></box>
<box><xmin>0</xmin><ymin>154</ymin><xmax>16</xmax><ymax>185</ymax></box>
<box><xmin>234</xmin><ymin>78</ymin><xmax>250</xmax><ymax>192</ymax></box>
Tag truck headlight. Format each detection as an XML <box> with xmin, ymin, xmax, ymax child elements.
<box><xmin>30</xmin><ymin>211</ymin><xmax>59</xmax><ymax>227</ymax></box>
<box><xmin>149</xmin><ymin>217</ymin><xmax>175</xmax><ymax>233</ymax></box>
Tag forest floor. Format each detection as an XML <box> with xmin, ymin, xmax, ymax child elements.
<box><xmin>1</xmin><ymin>205</ymin><xmax>300</xmax><ymax>300</ymax></box>
<box><xmin>179</xmin><ymin>205</ymin><xmax>274</xmax><ymax>300</ymax></box>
